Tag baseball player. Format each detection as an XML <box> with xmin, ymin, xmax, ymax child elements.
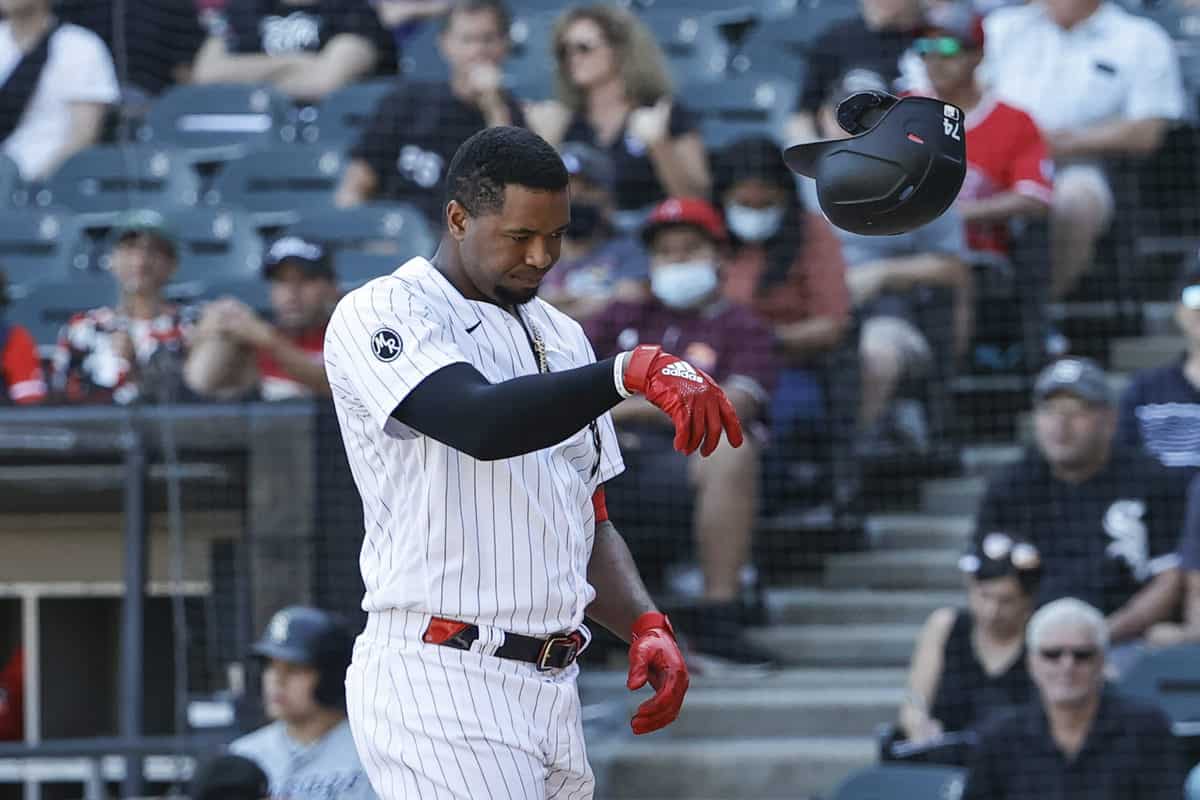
<box><xmin>230</xmin><ymin>606</ymin><xmax>376</xmax><ymax>800</ymax></box>
<box><xmin>323</xmin><ymin>125</ymin><xmax>744</xmax><ymax>799</ymax></box>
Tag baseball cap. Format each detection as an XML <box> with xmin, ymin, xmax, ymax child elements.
<box><xmin>640</xmin><ymin>197</ymin><xmax>728</xmax><ymax>246</ymax></box>
<box><xmin>920</xmin><ymin>3</ymin><xmax>985</xmax><ymax>50</ymax></box>
<box><xmin>561</xmin><ymin>142</ymin><xmax>615</xmax><ymax>192</ymax></box>
<box><xmin>191</xmin><ymin>754</ymin><xmax>269</xmax><ymax>800</ymax></box>
<box><xmin>111</xmin><ymin>208</ymin><xmax>176</xmax><ymax>253</ymax></box>
<box><xmin>262</xmin><ymin>236</ymin><xmax>335</xmax><ymax>281</ymax></box>
<box><xmin>1033</xmin><ymin>357</ymin><xmax>1114</xmax><ymax>407</ymax></box>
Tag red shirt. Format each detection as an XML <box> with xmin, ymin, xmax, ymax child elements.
<box><xmin>960</xmin><ymin>96</ymin><xmax>1053</xmax><ymax>255</ymax></box>
<box><xmin>0</xmin><ymin>648</ymin><xmax>23</xmax><ymax>741</ymax></box>
<box><xmin>1</xmin><ymin>323</ymin><xmax>46</xmax><ymax>405</ymax></box>
<box><xmin>256</xmin><ymin>324</ymin><xmax>326</xmax><ymax>400</ymax></box>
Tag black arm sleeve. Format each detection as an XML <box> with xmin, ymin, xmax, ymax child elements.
<box><xmin>393</xmin><ymin>359</ymin><xmax>624</xmax><ymax>461</ymax></box>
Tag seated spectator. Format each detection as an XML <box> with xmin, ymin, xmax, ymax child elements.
<box><xmin>336</xmin><ymin>0</ymin><xmax>523</xmax><ymax>227</ymax></box>
<box><xmin>190</xmin><ymin>754</ymin><xmax>270</xmax><ymax>800</ymax></box>
<box><xmin>715</xmin><ymin>136</ymin><xmax>850</xmax><ymax>441</ymax></box>
<box><xmin>193</xmin><ymin>0</ymin><xmax>396</xmax><ymax>101</ymax></box>
<box><xmin>1148</xmin><ymin>476</ymin><xmax>1200</xmax><ymax>647</ymax></box>
<box><xmin>526</xmin><ymin>5</ymin><xmax>709</xmax><ymax>228</ymax></box>
<box><xmin>1118</xmin><ymin>262</ymin><xmax>1200</xmax><ymax>473</ymax></box>
<box><xmin>963</xmin><ymin>597</ymin><xmax>1182</xmax><ymax>800</ymax></box>
<box><xmin>787</xmin><ymin>0</ymin><xmax>925</xmax><ymax>144</ymax></box>
<box><xmin>982</xmin><ymin>0</ymin><xmax>1185</xmax><ymax>300</ymax></box>
<box><xmin>232</xmin><ymin>606</ymin><xmax>375</xmax><ymax>799</ymax></box>
<box><xmin>586</xmin><ymin>197</ymin><xmax>778</xmax><ymax>668</ymax></box>
<box><xmin>976</xmin><ymin>358</ymin><xmax>1187</xmax><ymax>672</ymax></box>
<box><xmin>918</xmin><ymin>4</ymin><xmax>1051</xmax><ymax>261</ymax></box>
<box><xmin>51</xmin><ymin>210</ymin><xmax>194</xmax><ymax>406</ymax></box>
<box><xmin>900</xmin><ymin>533</ymin><xmax>1040</xmax><ymax>747</ymax></box>
<box><xmin>0</xmin><ymin>268</ymin><xmax>46</xmax><ymax>405</ymax></box>
<box><xmin>373</xmin><ymin>0</ymin><xmax>451</xmax><ymax>41</ymax></box>
<box><xmin>538</xmin><ymin>142</ymin><xmax>648</xmax><ymax>321</ymax></box>
<box><xmin>0</xmin><ymin>0</ymin><xmax>118</xmax><ymax>181</ymax></box>
<box><xmin>185</xmin><ymin>236</ymin><xmax>337</xmax><ymax>401</ymax></box>
<box><xmin>58</xmin><ymin>0</ymin><xmax>206</xmax><ymax>97</ymax></box>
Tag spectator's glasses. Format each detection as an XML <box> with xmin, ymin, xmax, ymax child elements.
<box><xmin>913</xmin><ymin>36</ymin><xmax>966</xmax><ymax>57</ymax></box>
<box><xmin>1038</xmin><ymin>647</ymin><xmax>1099</xmax><ymax>663</ymax></box>
<box><xmin>958</xmin><ymin>532</ymin><xmax>1041</xmax><ymax>573</ymax></box>
<box><xmin>557</xmin><ymin>38</ymin><xmax>601</xmax><ymax>60</ymax></box>
<box><xmin>1182</xmin><ymin>284</ymin><xmax>1200</xmax><ymax>309</ymax></box>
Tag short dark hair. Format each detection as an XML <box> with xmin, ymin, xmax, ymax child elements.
<box><xmin>440</xmin><ymin>0</ymin><xmax>512</xmax><ymax>38</ymax></box>
<box><xmin>445</xmin><ymin>126</ymin><xmax>569</xmax><ymax>217</ymax></box>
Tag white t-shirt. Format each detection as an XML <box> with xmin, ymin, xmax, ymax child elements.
<box><xmin>0</xmin><ymin>21</ymin><xmax>119</xmax><ymax>179</ymax></box>
<box><xmin>981</xmin><ymin>2</ymin><xmax>1185</xmax><ymax>133</ymax></box>
<box><xmin>323</xmin><ymin>257</ymin><xmax>624</xmax><ymax>636</ymax></box>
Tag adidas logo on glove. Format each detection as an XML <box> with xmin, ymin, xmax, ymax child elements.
<box><xmin>661</xmin><ymin>362</ymin><xmax>704</xmax><ymax>384</ymax></box>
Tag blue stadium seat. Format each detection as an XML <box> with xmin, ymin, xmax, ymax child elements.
<box><xmin>335</xmin><ymin>251</ymin><xmax>405</xmax><ymax>291</ymax></box>
<box><xmin>1118</xmin><ymin>644</ymin><xmax>1200</xmax><ymax>731</ymax></box>
<box><xmin>831</xmin><ymin>764</ymin><xmax>968</xmax><ymax>800</ymax></box>
<box><xmin>6</xmin><ymin>273</ymin><xmax>116</xmax><ymax>349</ymax></box>
<box><xmin>137</xmin><ymin>83</ymin><xmax>298</xmax><ymax>160</ymax></box>
<box><xmin>506</xmin><ymin>14</ymin><xmax>557</xmax><ymax>100</ymax></box>
<box><xmin>145</xmin><ymin>208</ymin><xmax>263</xmax><ymax>300</ymax></box>
<box><xmin>38</xmin><ymin>146</ymin><xmax>200</xmax><ymax>214</ymax></box>
<box><xmin>638</xmin><ymin>9</ymin><xmax>730</xmax><ymax>80</ymax></box>
<box><xmin>728</xmin><ymin>21</ymin><xmax>810</xmax><ymax>79</ymax></box>
<box><xmin>189</xmin><ymin>276</ymin><xmax>272</xmax><ymax>315</ymax></box>
<box><xmin>761</xmin><ymin>0</ymin><xmax>860</xmax><ymax>29</ymax></box>
<box><xmin>303</xmin><ymin>79</ymin><xmax>396</xmax><ymax>147</ymax></box>
<box><xmin>205</xmin><ymin>146</ymin><xmax>347</xmax><ymax>222</ymax></box>
<box><xmin>0</xmin><ymin>152</ymin><xmax>21</xmax><ymax>208</ymax></box>
<box><xmin>399</xmin><ymin>23</ymin><xmax>449</xmax><ymax>82</ymax></box>
<box><xmin>286</xmin><ymin>205</ymin><xmax>437</xmax><ymax>260</ymax></box>
<box><xmin>0</xmin><ymin>209</ymin><xmax>86</xmax><ymax>291</ymax></box>
<box><xmin>679</xmin><ymin>73</ymin><xmax>796</xmax><ymax>147</ymax></box>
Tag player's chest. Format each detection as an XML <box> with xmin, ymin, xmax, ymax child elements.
<box><xmin>454</xmin><ymin>309</ymin><xmax>578</xmax><ymax>383</ymax></box>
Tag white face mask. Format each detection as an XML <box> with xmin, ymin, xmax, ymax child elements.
<box><xmin>650</xmin><ymin>260</ymin><xmax>719</xmax><ymax>309</ymax></box>
<box><xmin>725</xmin><ymin>204</ymin><xmax>785</xmax><ymax>242</ymax></box>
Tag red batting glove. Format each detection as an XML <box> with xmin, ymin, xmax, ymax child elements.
<box><xmin>626</xmin><ymin>611</ymin><xmax>689</xmax><ymax>735</ymax></box>
<box><xmin>622</xmin><ymin>345</ymin><xmax>744</xmax><ymax>457</ymax></box>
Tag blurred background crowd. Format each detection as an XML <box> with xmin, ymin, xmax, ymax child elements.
<box><xmin>4</xmin><ymin>0</ymin><xmax>1200</xmax><ymax>797</ymax></box>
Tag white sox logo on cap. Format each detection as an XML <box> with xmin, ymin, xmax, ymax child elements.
<box><xmin>372</xmin><ymin>328</ymin><xmax>402</xmax><ymax>362</ymax></box>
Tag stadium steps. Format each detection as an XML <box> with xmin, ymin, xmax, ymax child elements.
<box><xmin>864</xmin><ymin>513</ymin><xmax>972</xmax><ymax>550</ymax></box>
<box><xmin>822</xmin><ymin>549</ymin><xmax>962</xmax><ymax>590</ymax></box>
<box><xmin>920</xmin><ymin>476</ymin><xmax>988</xmax><ymax>516</ymax></box>
<box><xmin>766</xmin><ymin>588</ymin><xmax>961</xmax><ymax>625</ymax></box>
<box><xmin>746</xmin><ymin>624</ymin><xmax>922</xmax><ymax>667</ymax></box>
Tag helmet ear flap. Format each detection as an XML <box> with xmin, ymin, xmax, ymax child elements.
<box><xmin>836</xmin><ymin>90</ymin><xmax>900</xmax><ymax>136</ymax></box>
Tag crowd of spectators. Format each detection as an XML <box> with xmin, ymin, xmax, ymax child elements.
<box><xmin>3</xmin><ymin>0</ymin><xmax>1200</xmax><ymax>787</ymax></box>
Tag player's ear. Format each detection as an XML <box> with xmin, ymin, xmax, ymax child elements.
<box><xmin>446</xmin><ymin>200</ymin><xmax>469</xmax><ymax>242</ymax></box>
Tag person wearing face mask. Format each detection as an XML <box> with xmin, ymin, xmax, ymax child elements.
<box><xmin>586</xmin><ymin>197</ymin><xmax>780</xmax><ymax>670</ymax></box>
<box><xmin>538</xmin><ymin>142</ymin><xmax>648</xmax><ymax>321</ymax></box>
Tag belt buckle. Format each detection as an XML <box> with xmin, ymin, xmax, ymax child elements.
<box><xmin>536</xmin><ymin>634</ymin><xmax>580</xmax><ymax>671</ymax></box>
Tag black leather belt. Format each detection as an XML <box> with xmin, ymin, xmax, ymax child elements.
<box><xmin>422</xmin><ymin>617</ymin><xmax>584</xmax><ymax>671</ymax></box>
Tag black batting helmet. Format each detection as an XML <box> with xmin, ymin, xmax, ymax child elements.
<box><xmin>784</xmin><ymin>91</ymin><xmax>966</xmax><ymax>236</ymax></box>
<box><xmin>251</xmin><ymin>606</ymin><xmax>354</xmax><ymax>710</ymax></box>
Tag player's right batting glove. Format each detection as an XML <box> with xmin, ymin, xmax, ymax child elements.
<box><xmin>627</xmin><ymin>612</ymin><xmax>689</xmax><ymax>735</ymax></box>
<box><xmin>621</xmin><ymin>345</ymin><xmax>744</xmax><ymax>457</ymax></box>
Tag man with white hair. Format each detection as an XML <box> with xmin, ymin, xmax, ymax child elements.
<box><xmin>964</xmin><ymin>597</ymin><xmax>1182</xmax><ymax>800</ymax></box>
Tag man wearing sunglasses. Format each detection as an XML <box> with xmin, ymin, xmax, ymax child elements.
<box><xmin>917</xmin><ymin>4</ymin><xmax>1051</xmax><ymax>262</ymax></box>
<box><xmin>964</xmin><ymin>597</ymin><xmax>1182</xmax><ymax>800</ymax></box>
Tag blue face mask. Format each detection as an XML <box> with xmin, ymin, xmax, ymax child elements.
<box><xmin>724</xmin><ymin>204</ymin><xmax>785</xmax><ymax>242</ymax></box>
<box><xmin>650</xmin><ymin>260</ymin><xmax>718</xmax><ymax>309</ymax></box>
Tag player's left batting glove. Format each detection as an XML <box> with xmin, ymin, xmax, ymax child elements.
<box><xmin>621</xmin><ymin>345</ymin><xmax>744</xmax><ymax>457</ymax></box>
<box><xmin>626</xmin><ymin>611</ymin><xmax>689</xmax><ymax>735</ymax></box>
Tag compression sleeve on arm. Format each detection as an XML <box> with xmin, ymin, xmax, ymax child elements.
<box><xmin>392</xmin><ymin>358</ymin><xmax>624</xmax><ymax>460</ymax></box>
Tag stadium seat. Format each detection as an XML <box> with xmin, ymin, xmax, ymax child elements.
<box><xmin>506</xmin><ymin>14</ymin><xmax>557</xmax><ymax>101</ymax></box>
<box><xmin>638</xmin><ymin>9</ymin><xmax>730</xmax><ymax>80</ymax></box>
<box><xmin>830</xmin><ymin>764</ymin><xmax>968</xmax><ymax>800</ymax></box>
<box><xmin>205</xmin><ymin>146</ymin><xmax>347</xmax><ymax>221</ymax></box>
<box><xmin>136</xmin><ymin>83</ymin><xmax>298</xmax><ymax>160</ymax></box>
<box><xmin>399</xmin><ymin>23</ymin><xmax>449</xmax><ymax>82</ymax></box>
<box><xmin>728</xmin><ymin>21</ymin><xmax>810</xmax><ymax>79</ymax></box>
<box><xmin>335</xmin><ymin>251</ymin><xmax>406</xmax><ymax>291</ymax></box>
<box><xmin>303</xmin><ymin>79</ymin><xmax>396</xmax><ymax>148</ymax></box>
<box><xmin>38</xmin><ymin>145</ymin><xmax>200</xmax><ymax>214</ymax></box>
<box><xmin>286</xmin><ymin>205</ymin><xmax>437</xmax><ymax>260</ymax></box>
<box><xmin>6</xmin><ymin>273</ymin><xmax>116</xmax><ymax>348</ymax></box>
<box><xmin>679</xmin><ymin>73</ymin><xmax>796</xmax><ymax>147</ymax></box>
<box><xmin>758</xmin><ymin>0</ymin><xmax>860</xmax><ymax>31</ymax></box>
<box><xmin>1118</xmin><ymin>644</ymin><xmax>1200</xmax><ymax>731</ymax></box>
<box><xmin>188</xmin><ymin>276</ymin><xmax>272</xmax><ymax>315</ymax></box>
<box><xmin>0</xmin><ymin>151</ymin><xmax>20</xmax><ymax>208</ymax></box>
<box><xmin>148</xmin><ymin>208</ymin><xmax>263</xmax><ymax>300</ymax></box>
<box><xmin>0</xmin><ymin>209</ymin><xmax>86</xmax><ymax>291</ymax></box>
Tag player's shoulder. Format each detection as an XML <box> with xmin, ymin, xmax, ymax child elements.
<box><xmin>331</xmin><ymin>257</ymin><xmax>443</xmax><ymax>324</ymax></box>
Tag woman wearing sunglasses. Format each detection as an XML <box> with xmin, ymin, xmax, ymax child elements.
<box><xmin>525</xmin><ymin>5</ymin><xmax>710</xmax><ymax>231</ymax></box>
<box><xmin>899</xmin><ymin>533</ymin><xmax>1040</xmax><ymax>748</ymax></box>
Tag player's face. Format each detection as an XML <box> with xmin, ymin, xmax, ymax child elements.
<box><xmin>967</xmin><ymin>575</ymin><xmax>1032</xmax><ymax>640</ymax></box>
<box><xmin>269</xmin><ymin>262</ymin><xmax>338</xmax><ymax>332</ymax></box>
<box><xmin>262</xmin><ymin>659</ymin><xmax>323</xmax><ymax>723</ymax></box>
<box><xmin>110</xmin><ymin>233</ymin><xmax>177</xmax><ymax>297</ymax></box>
<box><xmin>450</xmin><ymin>185</ymin><xmax>569</xmax><ymax>306</ymax></box>
<box><xmin>1032</xmin><ymin>394</ymin><xmax>1115</xmax><ymax>473</ymax></box>
<box><xmin>440</xmin><ymin>8</ymin><xmax>509</xmax><ymax>74</ymax></box>
<box><xmin>1030</xmin><ymin>623</ymin><xmax>1104</xmax><ymax>708</ymax></box>
<box><xmin>558</xmin><ymin>19</ymin><xmax>617</xmax><ymax>90</ymax></box>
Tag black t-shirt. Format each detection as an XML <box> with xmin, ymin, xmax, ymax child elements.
<box><xmin>796</xmin><ymin>16</ymin><xmax>918</xmax><ymax>114</ymax></box>
<box><xmin>1117</xmin><ymin>356</ymin><xmax>1200</xmax><ymax>473</ymax></box>
<box><xmin>975</xmin><ymin>448</ymin><xmax>1187</xmax><ymax>615</ymax></box>
<box><xmin>351</xmin><ymin>81</ymin><xmax>526</xmax><ymax>227</ymax></box>
<box><xmin>212</xmin><ymin>0</ymin><xmax>396</xmax><ymax>77</ymax></box>
<box><xmin>561</xmin><ymin>102</ymin><xmax>701</xmax><ymax>213</ymax></box>
<box><xmin>963</xmin><ymin>689</ymin><xmax>1182</xmax><ymax>800</ymax></box>
<box><xmin>930</xmin><ymin>610</ymin><xmax>1035</xmax><ymax>735</ymax></box>
<box><xmin>58</xmin><ymin>0</ymin><xmax>206</xmax><ymax>95</ymax></box>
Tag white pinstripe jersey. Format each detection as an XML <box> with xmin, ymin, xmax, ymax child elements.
<box><xmin>324</xmin><ymin>257</ymin><xmax>625</xmax><ymax>637</ymax></box>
